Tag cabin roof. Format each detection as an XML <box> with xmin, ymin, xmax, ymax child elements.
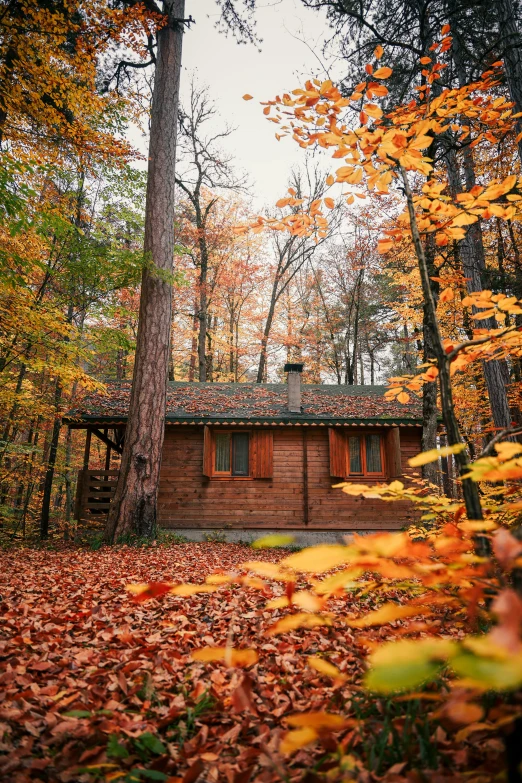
<box><xmin>64</xmin><ymin>381</ymin><xmax>422</xmax><ymax>427</ymax></box>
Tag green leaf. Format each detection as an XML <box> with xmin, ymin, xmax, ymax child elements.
<box><xmin>135</xmin><ymin>732</ymin><xmax>166</xmax><ymax>755</ymax></box>
<box><xmin>451</xmin><ymin>651</ymin><xmax>522</xmax><ymax>691</ymax></box>
<box><xmin>63</xmin><ymin>710</ymin><xmax>91</xmax><ymax>718</ymax></box>
<box><xmin>251</xmin><ymin>534</ymin><xmax>296</xmax><ymax>549</ymax></box>
<box><xmin>365</xmin><ymin>659</ymin><xmax>442</xmax><ymax>693</ymax></box>
<box><xmin>127</xmin><ymin>770</ymin><xmax>168</xmax><ymax>782</ymax></box>
<box><xmin>364</xmin><ymin>638</ymin><xmax>457</xmax><ymax>693</ymax></box>
<box><xmin>107</xmin><ymin>734</ymin><xmax>130</xmax><ymax>760</ymax></box>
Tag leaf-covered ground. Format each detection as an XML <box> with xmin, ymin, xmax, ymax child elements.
<box><xmin>0</xmin><ymin>543</ymin><xmax>507</xmax><ymax>783</ymax></box>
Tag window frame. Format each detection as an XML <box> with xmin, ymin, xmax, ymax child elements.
<box><xmin>210</xmin><ymin>429</ymin><xmax>252</xmax><ymax>480</ymax></box>
<box><xmin>347</xmin><ymin>431</ymin><xmax>386</xmax><ymax>478</ymax></box>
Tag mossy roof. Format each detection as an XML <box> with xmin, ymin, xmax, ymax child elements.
<box><xmin>64</xmin><ymin>381</ymin><xmax>422</xmax><ymax>426</ymax></box>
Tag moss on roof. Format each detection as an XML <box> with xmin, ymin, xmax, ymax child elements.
<box><xmin>64</xmin><ymin>381</ymin><xmax>422</xmax><ymax>424</ymax></box>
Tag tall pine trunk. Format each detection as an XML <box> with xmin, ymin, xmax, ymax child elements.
<box><xmin>496</xmin><ymin>0</ymin><xmax>522</xmax><ymax>163</ymax></box>
<box><xmin>105</xmin><ymin>0</ymin><xmax>185</xmax><ymax>543</ymax></box>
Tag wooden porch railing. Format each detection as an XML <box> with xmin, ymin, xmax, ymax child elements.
<box><xmin>74</xmin><ymin>469</ymin><xmax>119</xmax><ymax>523</ymax></box>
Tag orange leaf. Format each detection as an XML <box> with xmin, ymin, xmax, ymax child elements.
<box><xmin>439</xmin><ymin>287</ymin><xmax>454</xmax><ymax>303</ymax></box>
<box><xmin>287</xmin><ymin>712</ymin><xmax>346</xmax><ymax>729</ymax></box>
<box><xmin>377</xmin><ymin>238</ymin><xmax>394</xmax><ymax>254</ymax></box>
<box><xmin>373</xmin><ymin>67</ymin><xmax>393</xmax><ymax>79</ymax></box>
<box><xmin>374</xmin><ymin>45</ymin><xmax>384</xmax><ymax>60</ymax></box>
<box><xmin>191</xmin><ymin>647</ymin><xmax>259</xmax><ymax>667</ymax></box>
<box><xmin>280</xmin><ymin>727</ymin><xmax>317</xmax><ymax>754</ymax></box>
<box><xmin>397</xmin><ymin>391</ymin><xmax>410</xmax><ymax>403</ymax></box>
<box><xmin>348</xmin><ymin>603</ymin><xmax>431</xmax><ymax>628</ymax></box>
<box><xmin>324</xmin><ymin>197</ymin><xmax>335</xmax><ymax>209</ymax></box>
<box><xmin>267</xmin><ymin>613</ymin><xmax>331</xmax><ymax>636</ymax></box>
<box><xmin>243</xmin><ymin>94</ymin><xmax>253</xmax><ymax>100</ymax></box>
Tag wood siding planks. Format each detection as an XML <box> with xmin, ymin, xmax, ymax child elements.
<box><xmin>158</xmin><ymin>425</ymin><xmax>422</xmax><ymax>530</ymax></box>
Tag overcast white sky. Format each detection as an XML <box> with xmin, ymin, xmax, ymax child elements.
<box><xmin>143</xmin><ymin>0</ymin><xmax>342</xmax><ymax>208</ymax></box>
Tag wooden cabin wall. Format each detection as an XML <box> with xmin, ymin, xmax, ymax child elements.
<box><xmin>158</xmin><ymin>425</ymin><xmax>422</xmax><ymax>531</ymax></box>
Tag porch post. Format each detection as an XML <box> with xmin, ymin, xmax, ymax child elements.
<box><xmin>104</xmin><ymin>428</ymin><xmax>111</xmax><ymax>471</ymax></box>
<box><xmin>83</xmin><ymin>429</ymin><xmax>92</xmax><ymax>470</ymax></box>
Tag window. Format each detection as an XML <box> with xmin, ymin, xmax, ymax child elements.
<box><xmin>214</xmin><ymin>432</ymin><xmax>250</xmax><ymax>476</ymax></box>
<box><xmin>203</xmin><ymin>426</ymin><xmax>273</xmax><ymax>479</ymax></box>
<box><xmin>330</xmin><ymin>427</ymin><xmax>401</xmax><ymax>480</ymax></box>
<box><xmin>348</xmin><ymin>434</ymin><xmax>384</xmax><ymax>476</ymax></box>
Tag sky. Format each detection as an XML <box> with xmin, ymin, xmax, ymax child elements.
<box><xmin>136</xmin><ymin>0</ymin><xmax>342</xmax><ymax>208</ymax></box>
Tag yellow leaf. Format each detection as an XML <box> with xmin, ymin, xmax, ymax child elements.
<box><xmin>409</xmin><ymin>443</ymin><xmax>467</xmax><ymax>467</ymax></box>
<box><xmin>251</xmin><ymin>533</ymin><xmax>295</xmax><ymax>549</ymax></box>
<box><xmin>451</xmin><ymin>212</ymin><xmax>478</xmax><ymax>227</ymax></box>
<box><xmin>281</xmin><ymin>544</ymin><xmax>351</xmax><ymax>573</ymax></box>
<box><xmin>293</xmin><ymin>590</ymin><xmax>325</xmax><ymax>612</ymax></box>
<box><xmin>265</xmin><ymin>595</ymin><xmax>289</xmax><ymax>609</ymax></box>
<box><xmin>287</xmin><ymin>712</ymin><xmax>346</xmax><ymax>729</ymax></box>
<box><xmin>397</xmin><ymin>392</ymin><xmax>410</xmax><ymax>403</ymax></box>
<box><xmin>242</xmin><ymin>561</ymin><xmax>294</xmax><ymax>581</ymax></box>
<box><xmin>315</xmin><ymin>568</ymin><xmax>363</xmax><ymax>595</ymax></box>
<box><xmin>267</xmin><ymin>613</ymin><xmax>330</xmax><ymax>636</ymax></box>
<box><xmin>191</xmin><ymin>647</ymin><xmax>258</xmax><ymax>667</ymax></box>
<box><xmin>170</xmin><ymin>584</ymin><xmax>220</xmax><ymax>597</ymax></box>
<box><xmin>348</xmin><ymin>603</ymin><xmax>431</xmax><ymax>628</ymax></box>
<box><xmin>308</xmin><ymin>656</ymin><xmax>346</xmax><ymax>680</ymax></box>
<box><xmin>495</xmin><ymin>442</ymin><xmax>522</xmax><ymax>460</ymax></box>
<box><xmin>326</xmin><ymin>174</ymin><xmax>335</xmax><ymax>186</ymax></box>
<box><xmin>280</xmin><ymin>727</ymin><xmax>318</xmax><ymax>754</ymax></box>
<box><xmin>373</xmin><ymin>67</ymin><xmax>393</xmax><ymax>79</ymax></box>
<box><xmin>205</xmin><ymin>574</ymin><xmax>234</xmax><ymax>585</ymax></box>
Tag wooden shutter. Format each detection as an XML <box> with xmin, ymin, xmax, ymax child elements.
<box><xmin>385</xmin><ymin>427</ymin><xmax>402</xmax><ymax>478</ymax></box>
<box><xmin>203</xmin><ymin>425</ymin><xmax>213</xmax><ymax>477</ymax></box>
<box><xmin>329</xmin><ymin>428</ymin><xmax>348</xmax><ymax>478</ymax></box>
<box><xmin>251</xmin><ymin>429</ymin><xmax>273</xmax><ymax>478</ymax></box>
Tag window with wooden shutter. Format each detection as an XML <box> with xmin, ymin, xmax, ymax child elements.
<box><xmin>329</xmin><ymin>428</ymin><xmax>348</xmax><ymax>477</ymax></box>
<box><xmin>252</xmin><ymin>430</ymin><xmax>273</xmax><ymax>478</ymax></box>
<box><xmin>385</xmin><ymin>427</ymin><xmax>402</xmax><ymax>479</ymax></box>
<box><xmin>202</xmin><ymin>428</ymin><xmax>273</xmax><ymax>479</ymax></box>
<box><xmin>330</xmin><ymin>429</ymin><xmax>388</xmax><ymax>478</ymax></box>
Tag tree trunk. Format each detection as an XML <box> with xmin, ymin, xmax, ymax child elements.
<box><xmin>400</xmin><ymin>166</ymin><xmax>484</xmax><ymax>523</ymax></box>
<box><xmin>105</xmin><ymin>0</ymin><xmax>185</xmax><ymax>543</ymax></box>
<box><xmin>198</xmin><ymin>242</ymin><xmax>208</xmax><ymax>382</ymax></box>
<box><xmin>40</xmin><ymin>379</ymin><xmax>62</xmax><ymax>539</ymax></box>
<box><xmin>496</xmin><ymin>0</ymin><xmax>522</xmax><ymax>163</ymax></box>
<box><xmin>257</xmin><ymin>277</ymin><xmax>279</xmax><ymax>383</ymax></box>
<box><xmin>421</xmin><ymin>235</ymin><xmax>440</xmax><ymax>485</ymax></box>
<box><xmin>444</xmin><ymin>147</ymin><xmax>512</xmax><ymax>431</ymax></box>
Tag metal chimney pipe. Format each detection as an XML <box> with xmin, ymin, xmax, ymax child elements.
<box><xmin>283</xmin><ymin>363</ymin><xmax>304</xmax><ymax>413</ymax></box>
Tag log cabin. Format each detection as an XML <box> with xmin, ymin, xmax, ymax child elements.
<box><xmin>64</xmin><ymin>364</ymin><xmax>424</xmax><ymax>539</ymax></box>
